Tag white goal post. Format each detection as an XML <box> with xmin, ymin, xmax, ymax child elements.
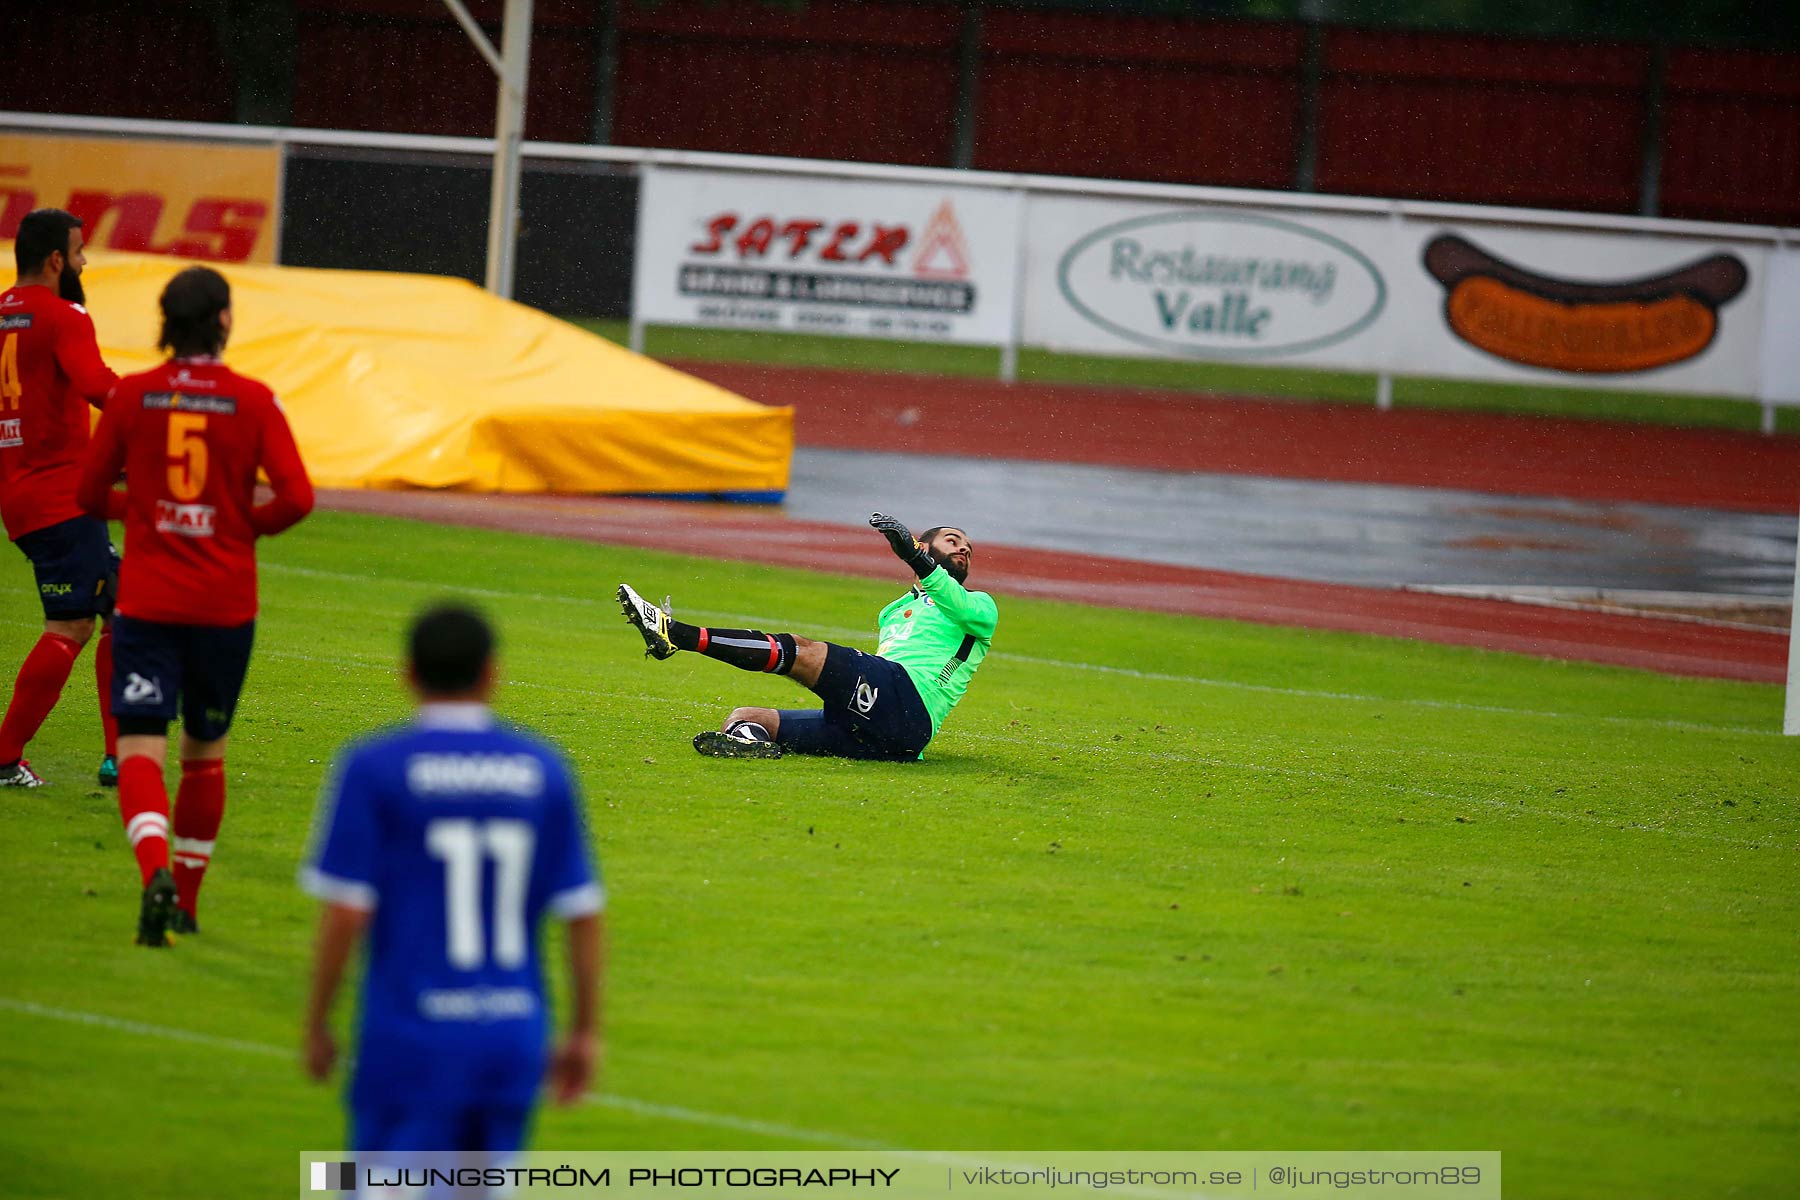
<box><xmin>1788</xmin><ymin>512</ymin><xmax>1800</xmax><ymax>735</ymax></box>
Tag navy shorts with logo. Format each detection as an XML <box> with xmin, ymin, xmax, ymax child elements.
<box><xmin>111</xmin><ymin>615</ymin><xmax>256</xmax><ymax>740</ymax></box>
<box><xmin>776</xmin><ymin>643</ymin><xmax>933</xmax><ymax>762</ymax></box>
<box><xmin>13</xmin><ymin>515</ymin><xmax>117</xmax><ymax>620</ymax></box>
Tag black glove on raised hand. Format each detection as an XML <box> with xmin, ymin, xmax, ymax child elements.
<box><xmin>869</xmin><ymin>512</ymin><xmax>937</xmax><ymax>579</ymax></box>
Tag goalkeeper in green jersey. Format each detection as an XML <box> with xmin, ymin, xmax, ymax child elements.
<box><xmin>617</xmin><ymin>513</ymin><xmax>997</xmax><ymax>761</ymax></box>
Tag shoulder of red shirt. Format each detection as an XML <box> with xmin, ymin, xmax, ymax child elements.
<box><xmin>117</xmin><ymin>357</ymin><xmax>277</xmax><ymax>402</ymax></box>
<box><xmin>2</xmin><ymin>283</ymin><xmax>93</xmax><ymax>323</ymax></box>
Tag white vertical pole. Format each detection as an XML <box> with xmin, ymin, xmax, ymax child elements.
<box><xmin>271</xmin><ymin>133</ymin><xmax>289</xmax><ymax>264</ymax></box>
<box><xmin>1785</xmin><ymin>507</ymin><xmax>1800</xmax><ymax>735</ymax></box>
<box><xmin>485</xmin><ymin>0</ymin><xmax>532</xmax><ymax>299</ymax></box>
<box><xmin>629</xmin><ymin>161</ymin><xmax>652</xmax><ymax>355</ymax></box>
<box><xmin>1378</xmin><ymin>201</ymin><xmax>1403</xmax><ymax>410</ymax></box>
<box><xmin>1000</xmin><ymin>187</ymin><xmax>1028</xmax><ymax>383</ymax></box>
<box><xmin>1759</xmin><ymin>232</ymin><xmax>1794</xmax><ymax>439</ymax></box>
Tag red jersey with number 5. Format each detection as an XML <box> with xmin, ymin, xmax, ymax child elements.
<box><xmin>0</xmin><ymin>284</ymin><xmax>120</xmax><ymax>540</ymax></box>
<box><xmin>78</xmin><ymin>356</ymin><xmax>315</xmax><ymax>625</ymax></box>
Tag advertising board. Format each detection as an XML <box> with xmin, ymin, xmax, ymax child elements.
<box><xmin>0</xmin><ymin>131</ymin><xmax>280</xmax><ymax>263</ymax></box>
<box><xmin>1390</xmin><ymin>222</ymin><xmax>1766</xmax><ymax>397</ymax></box>
<box><xmin>1022</xmin><ymin>196</ymin><xmax>1395</xmax><ymax>371</ymax></box>
<box><xmin>635</xmin><ymin>168</ymin><xmax>1021</xmax><ymax>345</ymax></box>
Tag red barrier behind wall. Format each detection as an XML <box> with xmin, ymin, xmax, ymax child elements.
<box><xmin>0</xmin><ymin>1</ymin><xmax>233</xmax><ymax>123</ymax></box>
<box><xmin>292</xmin><ymin>0</ymin><xmax>595</xmax><ymax>142</ymax></box>
<box><xmin>974</xmin><ymin>11</ymin><xmax>1301</xmax><ymax>189</ymax></box>
<box><xmin>611</xmin><ymin>1</ymin><xmax>961</xmax><ymax>167</ymax></box>
<box><xmin>1660</xmin><ymin>47</ymin><xmax>1800</xmax><ymax>226</ymax></box>
<box><xmin>9</xmin><ymin>3</ymin><xmax>1797</xmax><ymax>228</ymax></box>
<box><xmin>1315</xmin><ymin>29</ymin><xmax>1647</xmax><ymax>212</ymax></box>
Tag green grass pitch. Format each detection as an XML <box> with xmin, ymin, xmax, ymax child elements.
<box><xmin>0</xmin><ymin>511</ymin><xmax>1795</xmax><ymax>1199</ymax></box>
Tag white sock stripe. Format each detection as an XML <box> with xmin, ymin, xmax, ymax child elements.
<box><xmin>172</xmin><ymin>854</ymin><xmax>210</xmax><ymax>869</ymax></box>
<box><xmin>172</xmin><ymin>837</ymin><xmax>215</xmax><ymax>857</ymax></box>
<box><xmin>708</xmin><ymin>634</ymin><xmax>774</xmax><ymax>651</ymax></box>
<box><xmin>125</xmin><ymin>813</ymin><xmax>169</xmax><ymax>845</ymax></box>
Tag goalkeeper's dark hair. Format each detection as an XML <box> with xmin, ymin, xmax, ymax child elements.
<box><xmin>14</xmin><ymin>208</ymin><xmax>83</xmax><ymax>275</ymax></box>
<box><xmin>919</xmin><ymin>526</ymin><xmax>966</xmax><ymax>543</ymax></box>
<box><xmin>409</xmin><ymin>602</ymin><xmax>495</xmax><ymax>694</ymax></box>
<box><xmin>158</xmin><ymin>266</ymin><xmax>231</xmax><ymax>357</ymax></box>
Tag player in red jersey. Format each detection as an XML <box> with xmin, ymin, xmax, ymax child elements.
<box><xmin>0</xmin><ymin>209</ymin><xmax>123</xmax><ymax>788</ymax></box>
<box><xmin>78</xmin><ymin>265</ymin><xmax>314</xmax><ymax>947</ymax></box>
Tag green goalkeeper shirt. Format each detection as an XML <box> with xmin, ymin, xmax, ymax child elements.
<box><xmin>875</xmin><ymin>564</ymin><xmax>998</xmax><ymax>736</ymax></box>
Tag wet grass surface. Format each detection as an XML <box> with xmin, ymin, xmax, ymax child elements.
<box><xmin>2</xmin><ymin>511</ymin><xmax>1795</xmax><ymax>1199</ymax></box>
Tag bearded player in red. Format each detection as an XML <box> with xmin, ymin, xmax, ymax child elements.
<box><xmin>0</xmin><ymin>209</ymin><xmax>122</xmax><ymax>788</ymax></box>
<box><xmin>78</xmin><ymin>265</ymin><xmax>314</xmax><ymax>947</ymax></box>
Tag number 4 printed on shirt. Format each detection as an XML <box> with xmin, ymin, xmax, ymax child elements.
<box><xmin>1</xmin><ymin>333</ymin><xmax>20</xmax><ymax>410</ymax></box>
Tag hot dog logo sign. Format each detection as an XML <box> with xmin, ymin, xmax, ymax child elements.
<box><xmin>1423</xmin><ymin>234</ymin><xmax>1748</xmax><ymax>374</ymax></box>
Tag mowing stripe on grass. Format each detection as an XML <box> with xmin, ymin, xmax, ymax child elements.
<box><xmin>255</xmin><ymin>564</ymin><xmax>1781</xmax><ymax>738</ymax></box>
<box><xmin>0</xmin><ymin>998</ymin><xmax>1232</xmax><ymax>1197</ymax></box>
<box><xmin>3</xmin><ymin>614</ymin><xmax>1761</xmax><ymax>846</ymax></box>
<box><xmin>962</xmin><ymin>730</ymin><xmax>1766</xmax><ymax>848</ymax></box>
<box><xmin>0</xmin><ymin>997</ymin><xmax>873</xmax><ymax>1147</ymax></box>
<box><xmin>259</xmin><ymin>639</ymin><xmax>1778</xmax><ymax>848</ymax></box>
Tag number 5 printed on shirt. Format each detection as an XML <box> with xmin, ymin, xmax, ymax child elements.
<box><xmin>167</xmin><ymin>411</ymin><xmax>208</xmax><ymax>500</ymax></box>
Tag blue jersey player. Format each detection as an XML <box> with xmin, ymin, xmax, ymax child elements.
<box><xmin>301</xmin><ymin>604</ymin><xmax>605</xmax><ymax>1156</ymax></box>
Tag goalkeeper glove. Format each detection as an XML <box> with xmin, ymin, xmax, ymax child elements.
<box><xmin>869</xmin><ymin>512</ymin><xmax>937</xmax><ymax>580</ymax></box>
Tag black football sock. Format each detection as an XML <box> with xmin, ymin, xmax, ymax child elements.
<box><xmin>674</xmin><ymin>625</ymin><xmax>797</xmax><ymax>675</ymax></box>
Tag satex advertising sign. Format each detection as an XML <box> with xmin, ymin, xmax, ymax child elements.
<box><xmin>635</xmin><ymin>168</ymin><xmax>1022</xmax><ymax>345</ymax></box>
<box><xmin>1023</xmin><ymin>198</ymin><xmax>1393</xmax><ymax>369</ymax></box>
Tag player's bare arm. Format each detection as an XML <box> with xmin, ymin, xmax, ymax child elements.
<box><xmin>303</xmin><ymin>901</ymin><xmax>374</xmax><ymax>1082</ymax></box>
<box><xmin>549</xmin><ymin>911</ymin><xmax>607</xmax><ymax>1104</ymax></box>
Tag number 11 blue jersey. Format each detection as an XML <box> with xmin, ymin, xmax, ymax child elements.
<box><xmin>301</xmin><ymin>703</ymin><xmax>603</xmax><ymax>1111</ymax></box>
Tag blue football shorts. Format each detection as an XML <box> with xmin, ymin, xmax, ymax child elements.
<box><xmin>352</xmin><ymin>1102</ymin><xmax>533</xmax><ymax>1156</ymax></box>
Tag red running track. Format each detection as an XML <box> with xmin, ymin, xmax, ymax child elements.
<box><xmin>678</xmin><ymin>363</ymin><xmax>1800</xmax><ymax>515</ymax></box>
<box><xmin>319</xmin><ymin>489</ymin><xmax>1789</xmax><ymax>684</ymax></box>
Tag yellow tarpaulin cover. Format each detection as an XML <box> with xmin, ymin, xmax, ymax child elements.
<box><xmin>73</xmin><ymin>251</ymin><xmax>793</xmax><ymax>496</ymax></box>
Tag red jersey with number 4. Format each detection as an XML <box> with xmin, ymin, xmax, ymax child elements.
<box><xmin>0</xmin><ymin>284</ymin><xmax>120</xmax><ymax>540</ymax></box>
<box><xmin>78</xmin><ymin>356</ymin><xmax>314</xmax><ymax>626</ymax></box>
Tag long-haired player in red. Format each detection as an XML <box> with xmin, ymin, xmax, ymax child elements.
<box><xmin>78</xmin><ymin>266</ymin><xmax>315</xmax><ymax>947</ymax></box>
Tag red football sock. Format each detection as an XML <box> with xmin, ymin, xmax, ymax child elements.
<box><xmin>172</xmin><ymin>759</ymin><xmax>226</xmax><ymax>918</ymax></box>
<box><xmin>118</xmin><ymin>755</ymin><xmax>170</xmax><ymax>887</ymax></box>
<box><xmin>0</xmin><ymin>633</ymin><xmax>83</xmax><ymax>763</ymax></box>
<box><xmin>95</xmin><ymin>627</ymin><xmax>117</xmax><ymax>757</ymax></box>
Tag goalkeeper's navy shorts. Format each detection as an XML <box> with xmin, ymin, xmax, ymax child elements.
<box><xmin>776</xmin><ymin>643</ymin><xmax>933</xmax><ymax>762</ymax></box>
